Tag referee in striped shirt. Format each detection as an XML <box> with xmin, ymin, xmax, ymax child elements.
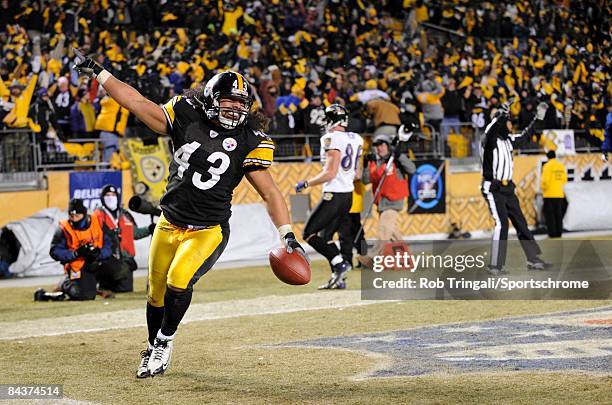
<box><xmin>480</xmin><ymin>99</ymin><xmax>550</xmax><ymax>275</ymax></box>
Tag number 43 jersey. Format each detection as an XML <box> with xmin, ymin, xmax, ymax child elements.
<box><xmin>320</xmin><ymin>130</ymin><xmax>364</xmax><ymax>193</ymax></box>
<box><xmin>160</xmin><ymin>95</ymin><xmax>274</xmax><ymax>227</ymax></box>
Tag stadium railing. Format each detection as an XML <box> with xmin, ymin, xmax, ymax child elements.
<box><xmin>513</xmin><ymin>129</ymin><xmax>602</xmax><ymax>155</ymax></box>
<box><xmin>36</xmin><ymin>137</ymin><xmax>110</xmax><ymax>171</ymax></box>
<box><xmin>0</xmin><ymin>126</ymin><xmax>601</xmax><ymax>189</ymax></box>
<box><xmin>0</xmin><ymin>129</ymin><xmax>110</xmax><ymax>191</ymax></box>
<box><xmin>272</xmin><ymin>126</ymin><xmax>446</xmax><ymax>162</ymax></box>
<box><xmin>270</xmin><ymin>133</ymin><xmax>323</xmax><ymax>162</ymax></box>
<box><xmin>0</xmin><ymin>129</ymin><xmax>41</xmax><ymax>191</ymax></box>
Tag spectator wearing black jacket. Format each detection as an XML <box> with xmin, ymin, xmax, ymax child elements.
<box><xmin>132</xmin><ymin>0</ymin><xmax>153</xmax><ymax>34</ymax></box>
<box><xmin>52</xmin><ymin>76</ymin><xmax>74</xmax><ymax>140</ymax></box>
<box><xmin>441</xmin><ymin>78</ymin><xmax>464</xmax><ymax>139</ymax></box>
<box><xmin>29</xmin><ymin>87</ymin><xmax>59</xmax><ymax>151</ymax></box>
<box><xmin>518</xmin><ymin>98</ymin><xmax>536</xmax><ymax>129</ymax></box>
<box><xmin>302</xmin><ymin>92</ymin><xmax>326</xmax><ymax>135</ymax></box>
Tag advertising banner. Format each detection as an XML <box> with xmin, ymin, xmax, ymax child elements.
<box><xmin>69</xmin><ymin>171</ymin><xmax>122</xmax><ymax>210</ymax></box>
<box><xmin>408</xmin><ymin>160</ymin><xmax>446</xmax><ymax>214</ymax></box>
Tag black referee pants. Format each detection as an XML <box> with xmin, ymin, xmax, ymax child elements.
<box><xmin>303</xmin><ymin>192</ymin><xmax>352</xmax><ymax>264</ymax></box>
<box><xmin>481</xmin><ymin>180</ymin><xmax>541</xmax><ymax>268</ymax></box>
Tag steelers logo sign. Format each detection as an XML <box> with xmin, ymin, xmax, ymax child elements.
<box><xmin>140</xmin><ymin>156</ymin><xmax>166</xmax><ymax>183</ymax></box>
<box><xmin>223</xmin><ymin>137</ymin><xmax>237</xmax><ymax>151</ymax></box>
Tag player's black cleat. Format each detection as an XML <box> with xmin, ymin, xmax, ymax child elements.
<box><xmin>136</xmin><ymin>349</ymin><xmax>152</xmax><ymax>379</ymax></box>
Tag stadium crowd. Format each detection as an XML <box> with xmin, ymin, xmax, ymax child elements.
<box><xmin>0</xmin><ymin>0</ymin><xmax>610</xmax><ymax>167</ymax></box>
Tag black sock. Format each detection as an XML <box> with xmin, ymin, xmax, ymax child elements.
<box><xmin>307</xmin><ymin>235</ymin><xmax>340</xmax><ymax>262</ymax></box>
<box><xmin>160</xmin><ymin>287</ymin><xmax>193</xmax><ymax>337</ymax></box>
<box><xmin>146</xmin><ymin>303</ymin><xmax>164</xmax><ymax>346</ymax></box>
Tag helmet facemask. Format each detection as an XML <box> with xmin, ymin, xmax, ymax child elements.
<box><xmin>200</xmin><ymin>71</ymin><xmax>254</xmax><ymax>130</ymax></box>
<box><xmin>324</xmin><ymin>117</ymin><xmax>348</xmax><ymax>133</ymax></box>
<box><xmin>216</xmin><ymin>96</ymin><xmax>251</xmax><ymax>129</ymax></box>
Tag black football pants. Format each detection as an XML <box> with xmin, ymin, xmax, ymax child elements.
<box><xmin>303</xmin><ymin>192</ymin><xmax>352</xmax><ymax>264</ymax></box>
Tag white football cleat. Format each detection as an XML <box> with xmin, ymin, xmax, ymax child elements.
<box><xmin>136</xmin><ymin>348</ymin><xmax>152</xmax><ymax>378</ymax></box>
<box><xmin>148</xmin><ymin>338</ymin><xmax>173</xmax><ymax>376</ymax></box>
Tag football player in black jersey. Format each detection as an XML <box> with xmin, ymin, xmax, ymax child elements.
<box><xmin>74</xmin><ymin>50</ymin><xmax>308</xmax><ymax>378</ymax></box>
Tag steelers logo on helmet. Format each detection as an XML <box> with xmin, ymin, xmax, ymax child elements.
<box><xmin>323</xmin><ymin>103</ymin><xmax>349</xmax><ymax>132</ymax></box>
<box><xmin>200</xmin><ymin>71</ymin><xmax>254</xmax><ymax>130</ymax></box>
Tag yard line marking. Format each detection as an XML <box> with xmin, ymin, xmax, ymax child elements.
<box><xmin>0</xmin><ymin>291</ymin><xmax>383</xmax><ymax>340</ymax></box>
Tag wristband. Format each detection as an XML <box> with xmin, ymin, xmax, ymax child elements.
<box><xmin>278</xmin><ymin>224</ymin><xmax>293</xmax><ymax>239</ymax></box>
<box><xmin>97</xmin><ymin>69</ymin><xmax>112</xmax><ymax>85</ymax></box>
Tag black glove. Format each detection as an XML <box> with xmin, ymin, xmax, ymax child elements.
<box><xmin>73</xmin><ymin>48</ymin><xmax>104</xmax><ymax>79</ymax></box>
<box><xmin>76</xmin><ymin>244</ymin><xmax>100</xmax><ymax>262</ymax></box>
<box><xmin>363</xmin><ymin>153</ymin><xmax>376</xmax><ymax>164</ymax></box>
<box><xmin>284</xmin><ymin>232</ymin><xmax>310</xmax><ymax>264</ymax></box>
<box><xmin>148</xmin><ymin>223</ymin><xmax>157</xmax><ymax>235</ymax></box>
<box><xmin>75</xmin><ymin>244</ymin><xmax>91</xmax><ymax>259</ymax></box>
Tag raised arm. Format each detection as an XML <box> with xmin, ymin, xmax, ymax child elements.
<box><xmin>101</xmin><ymin>76</ymin><xmax>168</xmax><ymax>134</ymax></box>
<box><xmin>73</xmin><ymin>48</ymin><xmax>167</xmax><ymax>135</ymax></box>
<box><xmin>511</xmin><ymin>101</ymin><xmax>548</xmax><ymax>145</ymax></box>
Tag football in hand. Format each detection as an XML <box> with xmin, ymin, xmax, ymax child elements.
<box><xmin>269</xmin><ymin>247</ymin><xmax>311</xmax><ymax>285</ymax></box>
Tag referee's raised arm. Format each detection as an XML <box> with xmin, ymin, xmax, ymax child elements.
<box><xmin>73</xmin><ymin>48</ymin><xmax>168</xmax><ymax>135</ymax></box>
<box><xmin>482</xmin><ymin>115</ymin><xmax>503</xmax><ymax>149</ymax></box>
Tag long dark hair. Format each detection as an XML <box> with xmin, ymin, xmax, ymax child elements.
<box><xmin>182</xmin><ymin>85</ymin><xmax>203</xmax><ymax>100</ymax></box>
<box><xmin>182</xmin><ymin>84</ymin><xmax>270</xmax><ymax>132</ymax></box>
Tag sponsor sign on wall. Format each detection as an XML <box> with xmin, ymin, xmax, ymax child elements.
<box><xmin>408</xmin><ymin>160</ymin><xmax>446</xmax><ymax>214</ymax></box>
<box><xmin>69</xmin><ymin>171</ymin><xmax>122</xmax><ymax>210</ymax></box>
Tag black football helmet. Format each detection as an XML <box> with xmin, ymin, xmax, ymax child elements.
<box><xmin>323</xmin><ymin>103</ymin><xmax>349</xmax><ymax>132</ymax></box>
<box><xmin>197</xmin><ymin>71</ymin><xmax>254</xmax><ymax>129</ymax></box>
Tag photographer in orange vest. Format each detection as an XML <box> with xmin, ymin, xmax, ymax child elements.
<box><xmin>42</xmin><ymin>199</ymin><xmax>112</xmax><ymax>301</ymax></box>
<box><xmin>94</xmin><ymin>184</ymin><xmax>155</xmax><ymax>292</ymax></box>
<box><xmin>362</xmin><ymin>132</ymin><xmax>416</xmax><ymax>242</ymax></box>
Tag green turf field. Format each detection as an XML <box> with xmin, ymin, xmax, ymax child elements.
<box><xmin>0</xmin><ymin>261</ymin><xmax>610</xmax><ymax>404</ymax></box>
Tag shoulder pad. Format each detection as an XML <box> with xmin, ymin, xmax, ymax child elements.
<box><xmin>246</xmin><ymin>128</ymin><xmax>273</xmax><ymax>149</ymax></box>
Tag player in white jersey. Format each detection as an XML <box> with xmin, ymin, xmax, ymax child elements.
<box><xmin>296</xmin><ymin>104</ymin><xmax>364</xmax><ymax>289</ymax></box>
